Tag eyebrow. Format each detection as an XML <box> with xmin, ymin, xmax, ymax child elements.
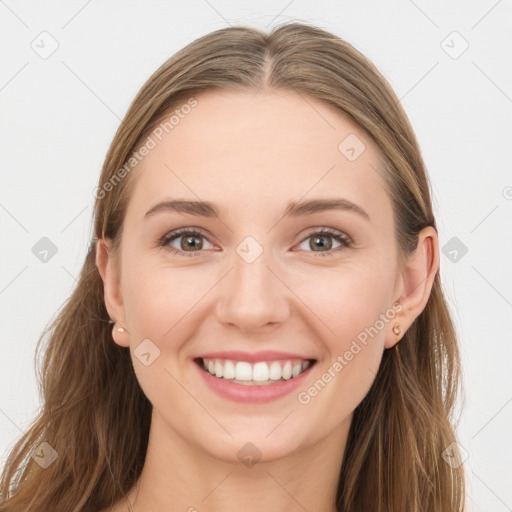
<box><xmin>144</xmin><ymin>198</ymin><xmax>370</xmax><ymax>221</ymax></box>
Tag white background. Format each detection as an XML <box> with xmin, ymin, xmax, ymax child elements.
<box><xmin>1</xmin><ymin>1</ymin><xmax>511</xmax><ymax>510</ymax></box>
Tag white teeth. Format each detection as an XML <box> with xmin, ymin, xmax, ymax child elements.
<box><xmin>235</xmin><ymin>361</ymin><xmax>252</xmax><ymax>381</ymax></box>
<box><xmin>292</xmin><ymin>362</ymin><xmax>302</xmax><ymax>378</ymax></box>
<box><xmin>200</xmin><ymin>357</ymin><xmax>314</xmax><ymax>384</ymax></box>
<box><xmin>223</xmin><ymin>360</ymin><xmax>236</xmax><ymax>379</ymax></box>
<box><xmin>282</xmin><ymin>361</ymin><xmax>292</xmax><ymax>380</ymax></box>
<box><xmin>269</xmin><ymin>361</ymin><xmax>282</xmax><ymax>380</ymax></box>
<box><xmin>252</xmin><ymin>362</ymin><xmax>269</xmax><ymax>382</ymax></box>
<box><xmin>214</xmin><ymin>360</ymin><xmax>224</xmax><ymax>378</ymax></box>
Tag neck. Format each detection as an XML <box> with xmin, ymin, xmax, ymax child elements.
<box><xmin>121</xmin><ymin>410</ymin><xmax>351</xmax><ymax>512</ymax></box>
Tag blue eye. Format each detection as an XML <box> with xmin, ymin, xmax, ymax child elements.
<box><xmin>159</xmin><ymin>227</ymin><xmax>352</xmax><ymax>257</ymax></box>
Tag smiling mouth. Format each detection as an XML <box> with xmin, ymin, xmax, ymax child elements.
<box><xmin>194</xmin><ymin>357</ymin><xmax>317</xmax><ymax>386</ymax></box>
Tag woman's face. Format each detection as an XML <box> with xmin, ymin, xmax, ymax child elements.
<box><xmin>102</xmin><ymin>88</ymin><xmax>408</xmax><ymax>463</ymax></box>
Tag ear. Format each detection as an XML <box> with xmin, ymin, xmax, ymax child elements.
<box><xmin>95</xmin><ymin>238</ymin><xmax>129</xmax><ymax>347</ymax></box>
<box><xmin>385</xmin><ymin>226</ymin><xmax>439</xmax><ymax>349</ymax></box>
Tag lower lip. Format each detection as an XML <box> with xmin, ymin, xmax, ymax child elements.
<box><xmin>194</xmin><ymin>359</ymin><xmax>316</xmax><ymax>404</ymax></box>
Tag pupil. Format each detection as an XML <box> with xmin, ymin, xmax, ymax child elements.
<box><xmin>183</xmin><ymin>235</ymin><xmax>202</xmax><ymax>250</ymax></box>
<box><xmin>312</xmin><ymin>235</ymin><xmax>332</xmax><ymax>251</ymax></box>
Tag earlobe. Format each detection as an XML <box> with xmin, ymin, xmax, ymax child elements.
<box><xmin>384</xmin><ymin>311</ymin><xmax>404</xmax><ymax>349</ymax></box>
<box><xmin>95</xmin><ymin>239</ymin><xmax>129</xmax><ymax>348</ymax></box>
<box><xmin>385</xmin><ymin>226</ymin><xmax>439</xmax><ymax>349</ymax></box>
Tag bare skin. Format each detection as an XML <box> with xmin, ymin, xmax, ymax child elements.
<box><xmin>96</xmin><ymin>88</ymin><xmax>439</xmax><ymax>512</ymax></box>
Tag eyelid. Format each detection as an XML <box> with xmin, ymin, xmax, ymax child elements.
<box><xmin>297</xmin><ymin>226</ymin><xmax>352</xmax><ymax>245</ymax></box>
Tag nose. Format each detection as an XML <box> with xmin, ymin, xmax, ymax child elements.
<box><xmin>214</xmin><ymin>250</ymin><xmax>290</xmax><ymax>333</ymax></box>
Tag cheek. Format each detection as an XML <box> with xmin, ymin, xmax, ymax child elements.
<box><xmin>292</xmin><ymin>270</ymin><xmax>390</xmax><ymax>427</ymax></box>
<box><xmin>121</xmin><ymin>257</ymin><xmax>220</xmax><ymax>348</ymax></box>
<box><xmin>120</xmin><ymin>261</ymin><xmax>211</xmax><ymax>405</ymax></box>
<box><xmin>294</xmin><ymin>264</ymin><xmax>393</xmax><ymax>346</ymax></box>
<box><xmin>291</xmin><ymin>265</ymin><xmax>392</xmax><ymax>403</ymax></box>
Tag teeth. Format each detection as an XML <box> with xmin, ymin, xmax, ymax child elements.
<box><xmin>269</xmin><ymin>361</ymin><xmax>282</xmax><ymax>380</ymax></box>
<box><xmin>214</xmin><ymin>360</ymin><xmax>224</xmax><ymax>378</ymax></box>
<box><xmin>282</xmin><ymin>361</ymin><xmax>292</xmax><ymax>380</ymax></box>
<box><xmin>224</xmin><ymin>360</ymin><xmax>235</xmax><ymax>379</ymax></box>
<box><xmin>200</xmin><ymin>357</ymin><xmax>313</xmax><ymax>384</ymax></box>
<box><xmin>252</xmin><ymin>362</ymin><xmax>269</xmax><ymax>382</ymax></box>
<box><xmin>235</xmin><ymin>361</ymin><xmax>252</xmax><ymax>381</ymax></box>
<box><xmin>292</xmin><ymin>362</ymin><xmax>302</xmax><ymax>378</ymax></box>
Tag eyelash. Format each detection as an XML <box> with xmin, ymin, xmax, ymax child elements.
<box><xmin>158</xmin><ymin>227</ymin><xmax>352</xmax><ymax>258</ymax></box>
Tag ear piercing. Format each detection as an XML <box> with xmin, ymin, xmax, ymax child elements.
<box><xmin>110</xmin><ymin>321</ymin><xmax>127</xmax><ymax>334</ymax></box>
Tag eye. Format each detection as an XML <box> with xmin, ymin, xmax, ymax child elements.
<box><xmin>159</xmin><ymin>228</ymin><xmax>215</xmax><ymax>257</ymax></box>
<box><xmin>295</xmin><ymin>228</ymin><xmax>352</xmax><ymax>257</ymax></box>
<box><xmin>158</xmin><ymin>227</ymin><xmax>352</xmax><ymax>258</ymax></box>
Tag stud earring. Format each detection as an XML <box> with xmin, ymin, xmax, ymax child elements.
<box><xmin>113</xmin><ymin>323</ymin><xmax>127</xmax><ymax>334</ymax></box>
<box><xmin>392</xmin><ymin>323</ymin><xmax>401</xmax><ymax>337</ymax></box>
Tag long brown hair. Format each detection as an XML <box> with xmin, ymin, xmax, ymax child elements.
<box><xmin>0</xmin><ymin>22</ymin><xmax>465</xmax><ymax>511</ymax></box>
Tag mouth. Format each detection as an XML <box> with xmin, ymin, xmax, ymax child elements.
<box><xmin>194</xmin><ymin>357</ymin><xmax>317</xmax><ymax>386</ymax></box>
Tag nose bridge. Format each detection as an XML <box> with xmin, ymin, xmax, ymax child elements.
<box><xmin>214</xmin><ymin>238</ymin><xmax>289</xmax><ymax>330</ymax></box>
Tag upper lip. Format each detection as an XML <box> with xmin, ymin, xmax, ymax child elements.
<box><xmin>196</xmin><ymin>350</ymin><xmax>316</xmax><ymax>362</ymax></box>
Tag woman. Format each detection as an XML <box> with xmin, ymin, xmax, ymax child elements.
<box><xmin>0</xmin><ymin>22</ymin><xmax>465</xmax><ymax>511</ymax></box>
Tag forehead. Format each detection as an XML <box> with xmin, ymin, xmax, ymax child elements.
<box><xmin>125</xmin><ymin>88</ymin><xmax>391</xmax><ymax>225</ymax></box>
